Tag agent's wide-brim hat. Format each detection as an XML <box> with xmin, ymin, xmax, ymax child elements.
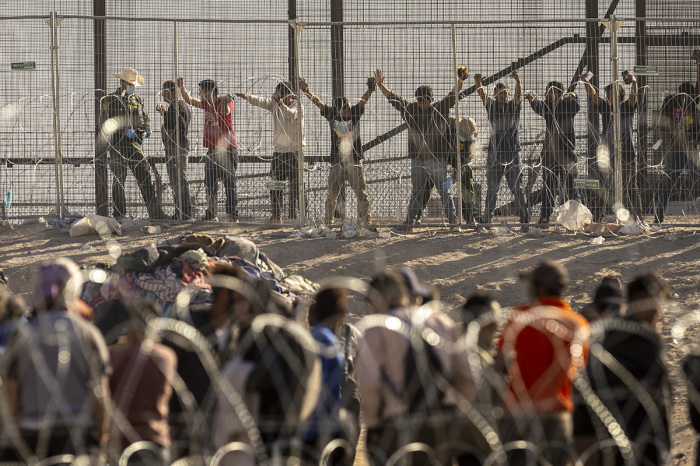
<box><xmin>113</xmin><ymin>67</ymin><xmax>145</xmax><ymax>87</ymax></box>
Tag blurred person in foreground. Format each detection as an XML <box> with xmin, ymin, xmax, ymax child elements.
<box><xmin>300</xmin><ymin>287</ymin><xmax>355</xmax><ymax>465</ymax></box>
<box><xmin>575</xmin><ymin>273</ymin><xmax>671</xmax><ymax>465</ymax></box>
<box><xmin>166</xmin><ymin>263</ymin><xmax>245</xmax><ymax>461</ymax></box>
<box><xmin>355</xmin><ymin>269</ymin><xmax>482</xmax><ymax>465</ymax></box>
<box><xmin>108</xmin><ymin>298</ymin><xmax>176</xmax><ymax>466</ymax></box>
<box><xmin>458</xmin><ymin>293</ymin><xmax>506</xmax><ymax>465</ymax></box>
<box><xmin>211</xmin><ymin>275</ymin><xmax>320</xmax><ymax>465</ymax></box>
<box><xmin>0</xmin><ymin>258</ymin><xmax>111</xmax><ymax>461</ymax></box>
<box><xmin>498</xmin><ymin>260</ymin><xmax>590</xmax><ymax>466</ymax></box>
<box><xmin>0</xmin><ymin>284</ymin><xmax>26</xmax><ymax>461</ymax></box>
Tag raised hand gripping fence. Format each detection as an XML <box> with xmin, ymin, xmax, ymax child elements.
<box><xmin>0</xmin><ymin>11</ymin><xmax>699</xmax><ymax>227</ymax></box>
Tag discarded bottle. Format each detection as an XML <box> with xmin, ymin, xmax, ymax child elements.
<box><xmin>4</xmin><ymin>189</ymin><xmax>11</xmax><ymax>208</ymax></box>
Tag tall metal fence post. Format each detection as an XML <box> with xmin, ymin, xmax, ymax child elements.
<box><xmin>288</xmin><ymin>0</ymin><xmax>297</xmax><ymax>79</ymax></box>
<box><xmin>604</xmin><ymin>15</ymin><xmax>624</xmax><ymax>216</ymax></box>
<box><xmin>48</xmin><ymin>11</ymin><xmax>64</xmax><ymax>219</ymax></box>
<box><xmin>331</xmin><ymin>0</ymin><xmax>346</xmax><ymax>220</ymax></box>
<box><xmin>173</xmin><ymin>20</ymin><xmax>183</xmax><ymax>220</ymax></box>
<box><xmin>584</xmin><ymin>3</ymin><xmax>601</xmax><ymax>219</ymax></box>
<box><xmin>635</xmin><ymin>0</ymin><xmax>649</xmax><ymax>212</ymax></box>
<box><xmin>451</xmin><ymin>23</ymin><xmax>462</xmax><ymax>225</ymax></box>
<box><xmin>293</xmin><ymin>20</ymin><xmax>306</xmax><ymax>227</ymax></box>
<box><xmin>94</xmin><ymin>0</ymin><xmax>108</xmax><ymax>216</ymax></box>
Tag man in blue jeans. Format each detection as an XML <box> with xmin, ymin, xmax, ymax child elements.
<box><xmin>374</xmin><ymin>68</ymin><xmax>465</xmax><ymax>231</ymax></box>
<box><xmin>157</xmin><ymin>80</ymin><xmax>192</xmax><ymax>220</ymax></box>
<box><xmin>474</xmin><ymin>70</ymin><xmax>529</xmax><ymax>224</ymax></box>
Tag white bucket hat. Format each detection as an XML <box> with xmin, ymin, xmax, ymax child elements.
<box><xmin>113</xmin><ymin>67</ymin><xmax>145</xmax><ymax>86</ymax></box>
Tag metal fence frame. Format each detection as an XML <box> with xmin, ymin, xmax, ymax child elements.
<box><xmin>2</xmin><ymin>13</ymin><xmax>700</xmax><ymax>226</ymax></box>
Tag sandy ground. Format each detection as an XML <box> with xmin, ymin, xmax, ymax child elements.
<box><xmin>1</xmin><ymin>219</ymin><xmax>699</xmax><ymax>463</ymax></box>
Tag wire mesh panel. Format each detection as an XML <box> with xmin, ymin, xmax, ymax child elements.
<box><xmin>0</xmin><ymin>16</ymin><xmax>55</xmax><ymax>219</ymax></box>
<box><xmin>0</xmin><ymin>5</ymin><xmax>698</xmax><ymax>226</ymax></box>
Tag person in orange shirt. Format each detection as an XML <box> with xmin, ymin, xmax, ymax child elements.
<box><xmin>498</xmin><ymin>260</ymin><xmax>590</xmax><ymax>466</ymax></box>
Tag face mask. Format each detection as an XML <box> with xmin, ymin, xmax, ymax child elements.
<box><xmin>125</xmin><ymin>85</ymin><xmax>135</xmax><ymax>95</ymax></box>
<box><xmin>458</xmin><ymin>135</ymin><xmax>466</xmax><ymax>142</ymax></box>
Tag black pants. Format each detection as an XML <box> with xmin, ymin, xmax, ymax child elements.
<box><xmin>204</xmin><ymin>147</ymin><xmax>238</xmax><ymax>218</ymax></box>
<box><xmin>18</xmin><ymin>427</ymin><xmax>100</xmax><ymax>461</ymax></box>
<box><xmin>270</xmin><ymin>151</ymin><xmax>307</xmax><ymax>220</ymax></box>
<box><xmin>110</xmin><ymin>143</ymin><xmax>162</xmax><ymax>218</ymax></box>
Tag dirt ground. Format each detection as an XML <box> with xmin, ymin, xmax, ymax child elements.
<box><xmin>1</xmin><ymin>219</ymin><xmax>699</xmax><ymax>463</ymax></box>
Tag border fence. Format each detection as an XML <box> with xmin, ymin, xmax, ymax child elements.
<box><xmin>1</xmin><ymin>9</ymin><xmax>700</xmax><ymax>226</ymax></box>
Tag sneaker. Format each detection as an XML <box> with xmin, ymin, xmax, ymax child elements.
<box><xmin>202</xmin><ymin>210</ymin><xmax>218</xmax><ymax>222</ymax></box>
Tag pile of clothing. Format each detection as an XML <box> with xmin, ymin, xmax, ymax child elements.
<box><xmin>80</xmin><ymin>233</ymin><xmax>318</xmax><ymax>320</ymax></box>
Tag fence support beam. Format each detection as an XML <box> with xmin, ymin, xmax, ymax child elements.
<box><xmin>94</xmin><ymin>0</ymin><xmax>108</xmax><ymax>216</ymax></box>
<box><xmin>585</xmin><ymin>0</ymin><xmax>601</xmax><ymax>219</ymax></box>
<box><xmin>452</xmin><ymin>24</ymin><xmax>462</xmax><ymax>225</ymax></box>
<box><xmin>604</xmin><ymin>15</ymin><xmax>625</xmax><ymax>216</ymax></box>
<box><xmin>48</xmin><ymin>11</ymin><xmax>65</xmax><ymax>219</ymax></box>
<box><xmin>636</xmin><ymin>0</ymin><xmax>649</xmax><ymax>213</ymax></box>
<box><xmin>331</xmin><ymin>0</ymin><xmax>347</xmax><ymax>219</ymax></box>
<box><xmin>293</xmin><ymin>20</ymin><xmax>306</xmax><ymax>227</ymax></box>
<box><xmin>288</xmin><ymin>0</ymin><xmax>297</xmax><ymax>79</ymax></box>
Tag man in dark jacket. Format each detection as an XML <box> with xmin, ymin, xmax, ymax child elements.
<box><xmin>157</xmin><ymin>80</ymin><xmax>192</xmax><ymax>220</ymax></box>
<box><xmin>574</xmin><ymin>273</ymin><xmax>672</xmax><ymax>465</ymax></box>
<box><xmin>525</xmin><ymin>81</ymin><xmax>581</xmax><ymax>224</ymax></box>
<box><xmin>375</xmin><ymin>68</ymin><xmax>466</xmax><ymax>231</ymax></box>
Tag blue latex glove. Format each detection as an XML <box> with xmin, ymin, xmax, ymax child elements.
<box><xmin>144</xmin><ymin>128</ymin><xmax>152</xmax><ymax>138</ymax></box>
<box><xmin>441</xmin><ymin>177</ymin><xmax>453</xmax><ymax>190</ymax></box>
<box><xmin>126</xmin><ymin>128</ymin><xmax>137</xmax><ymax>139</ymax></box>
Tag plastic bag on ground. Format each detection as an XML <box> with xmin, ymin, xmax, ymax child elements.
<box><xmin>290</xmin><ymin>225</ymin><xmax>332</xmax><ymax>238</ymax></box>
<box><xmin>552</xmin><ymin>200</ymin><xmax>592</xmax><ymax>231</ymax></box>
<box><xmin>70</xmin><ymin>214</ymin><xmax>122</xmax><ymax>237</ymax></box>
<box><xmin>340</xmin><ymin>219</ymin><xmax>359</xmax><ymax>239</ymax></box>
<box><xmin>618</xmin><ymin>221</ymin><xmax>647</xmax><ymax>236</ymax></box>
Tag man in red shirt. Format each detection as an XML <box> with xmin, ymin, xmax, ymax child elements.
<box><xmin>108</xmin><ymin>298</ymin><xmax>176</xmax><ymax>465</ymax></box>
<box><xmin>178</xmin><ymin>78</ymin><xmax>237</xmax><ymax>222</ymax></box>
<box><xmin>499</xmin><ymin>260</ymin><xmax>590</xmax><ymax>466</ymax></box>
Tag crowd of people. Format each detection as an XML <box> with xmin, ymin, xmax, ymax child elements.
<box><xmin>102</xmin><ymin>55</ymin><xmax>700</xmax><ymax>230</ymax></box>
<box><xmin>0</xmin><ymin>248</ymin><xmax>696</xmax><ymax>465</ymax></box>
